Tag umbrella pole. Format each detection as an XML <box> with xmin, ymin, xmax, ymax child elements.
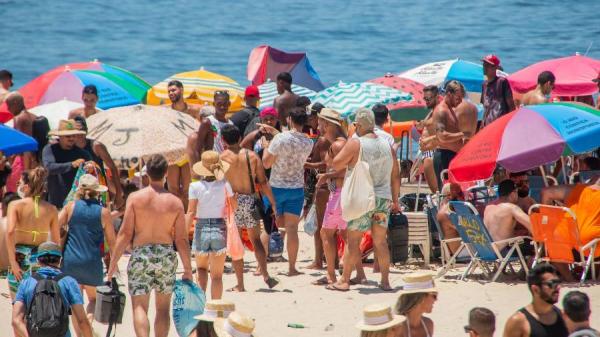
<box><xmin>539</xmin><ymin>165</ymin><xmax>550</xmax><ymax>187</ymax></box>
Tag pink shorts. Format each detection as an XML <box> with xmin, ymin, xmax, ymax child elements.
<box><xmin>322</xmin><ymin>188</ymin><xmax>347</xmax><ymax>230</ymax></box>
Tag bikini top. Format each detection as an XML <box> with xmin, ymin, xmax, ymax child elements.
<box><xmin>406</xmin><ymin>317</ymin><xmax>431</xmax><ymax>337</ymax></box>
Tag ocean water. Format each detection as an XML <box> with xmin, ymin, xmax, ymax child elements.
<box><xmin>2</xmin><ymin>0</ymin><xmax>599</xmax><ymax>88</ymax></box>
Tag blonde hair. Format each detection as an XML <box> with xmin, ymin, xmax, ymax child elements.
<box><xmin>360</xmin><ymin>330</ymin><xmax>389</xmax><ymax>337</ymax></box>
<box><xmin>75</xmin><ymin>187</ymin><xmax>99</xmax><ymax>200</ymax></box>
<box><xmin>395</xmin><ymin>293</ymin><xmax>428</xmax><ymax>315</ymax></box>
<box><xmin>22</xmin><ymin>167</ymin><xmax>48</xmax><ymax>197</ymax></box>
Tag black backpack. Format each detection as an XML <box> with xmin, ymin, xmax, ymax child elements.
<box><xmin>26</xmin><ymin>273</ymin><xmax>70</xmax><ymax>337</ymax></box>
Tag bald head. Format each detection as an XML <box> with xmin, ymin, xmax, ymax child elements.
<box><xmin>5</xmin><ymin>92</ymin><xmax>25</xmax><ymax>115</ymax></box>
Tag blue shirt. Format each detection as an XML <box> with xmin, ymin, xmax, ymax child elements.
<box><xmin>15</xmin><ymin>266</ymin><xmax>84</xmax><ymax>337</ymax></box>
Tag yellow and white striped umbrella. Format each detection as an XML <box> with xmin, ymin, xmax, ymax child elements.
<box><xmin>146</xmin><ymin>68</ymin><xmax>245</xmax><ymax>112</ymax></box>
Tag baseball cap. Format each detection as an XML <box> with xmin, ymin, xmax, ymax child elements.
<box><xmin>482</xmin><ymin>54</ymin><xmax>501</xmax><ymax>67</ymax></box>
<box><xmin>244</xmin><ymin>85</ymin><xmax>260</xmax><ymax>98</ymax></box>
<box><xmin>592</xmin><ymin>72</ymin><xmax>600</xmax><ymax>83</ymax></box>
<box><xmin>36</xmin><ymin>241</ymin><xmax>62</xmax><ymax>258</ymax></box>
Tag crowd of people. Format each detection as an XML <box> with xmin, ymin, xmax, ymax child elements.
<box><xmin>0</xmin><ymin>52</ymin><xmax>599</xmax><ymax>337</ymax></box>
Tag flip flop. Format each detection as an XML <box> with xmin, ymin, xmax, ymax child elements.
<box><xmin>311</xmin><ymin>277</ymin><xmax>330</xmax><ymax>286</ymax></box>
<box><xmin>349</xmin><ymin>278</ymin><xmax>368</xmax><ymax>285</ymax></box>
<box><xmin>326</xmin><ymin>284</ymin><xmax>349</xmax><ymax>292</ymax></box>
<box><xmin>266</xmin><ymin>277</ymin><xmax>280</xmax><ymax>289</ymax></box>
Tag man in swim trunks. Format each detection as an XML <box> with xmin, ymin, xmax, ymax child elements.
<box><xmin>108</xmin><ymin>154</ymin><xmax>193</xmax><ymax>337</ymax></box>
<box><xmin>521</xmin><ymin>71</ymin><xmax>555</xmax><ymax>106</ymax></box>
<box><xmin>68</xmin><ymin>84</ymin><xmax>102</xmax><ymax>119</ymax></box>
<box><xmin>220</xmin><ymin>124</ymin><xmax>279</xmax><ymax>292</ymax></box>
<box><xmin>0</xmin><ymin>69</ymin><xmax>13</xmax><ymax>105</ymax></box>
<box><xmin>273</xmin><ymin>72</ymin><xmax>299</xmax><ymax>128</ymax></box>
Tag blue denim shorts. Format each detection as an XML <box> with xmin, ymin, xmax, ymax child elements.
<box><xmin>193</xmin><ymin>218</ymin><xmax>227</xmax><ymax>255</ymax></box>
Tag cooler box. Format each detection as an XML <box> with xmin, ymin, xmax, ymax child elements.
<box><xmin>95</xmin><ymin>283</ymin><xmax>126</xmax><ymax>324</ymax></box>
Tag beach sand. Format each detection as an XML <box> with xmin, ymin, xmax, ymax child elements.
<box><xmin>1</xmin><ymin>229</ymin><xmax>598</xmax><ymax>337</ymax></box>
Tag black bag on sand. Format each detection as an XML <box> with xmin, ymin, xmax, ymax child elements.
<box><xmin>400</xmin><ymin>193</ymin><xmax>428</xmax><ymax>212</ymax></box>
<box><xmin>26</xmin><ymin>273</ymin><xmax>69</xmax><ymax>337</ymax></box>
<box><xmin>388</xmin><ymin>212</ymin><xmax>409</xmax><ymax>264</ymax></box>
<box><xmin>95</xmin><ymin>277</ymin><xmax>126</xmax><ymax>337</ymax></box>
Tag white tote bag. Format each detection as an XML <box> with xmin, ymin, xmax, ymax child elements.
<box><xmin>341</xmin><ymin>141</ymin><xmax>376</xmax><ymax>221</ymax></box>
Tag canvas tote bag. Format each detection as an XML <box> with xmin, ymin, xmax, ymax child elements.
<box><xmin>341</xmin><ymin>140</ymin><xmax>376</xmax><ymax>221</ymax></box>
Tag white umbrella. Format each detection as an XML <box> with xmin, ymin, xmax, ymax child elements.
<box><xmin>29</xmin><ymin>99</ymin><xmax>87</xmax><ymax>129</ymax></box>
<box><xmin>86</xmin><ymin>104</ymin><xmax>199</xmax><ymax>168</ymax></box>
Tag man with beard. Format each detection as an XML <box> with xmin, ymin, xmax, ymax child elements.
<box><xmin>167</xmin><ymin>80</ymin><xmax>200</xmax><ymax>120</ymax></box>
<box><xmin>418</xmin><ymin>85</ymin><xmax>441</xmax><ymax>193</ymax></box>
<box><xmin>510</xmin><ymin>172</ymin><xmax>536</xmax><ymax>213</ymax></box>
<box><xmin>504</xmin><ymin>263</ymin><xmax>568</xmax><ymax>337</ymax></box>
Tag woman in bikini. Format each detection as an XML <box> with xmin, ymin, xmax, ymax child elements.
<box><xmin>394</xmin><ymin>273</ymin><xmax>438</xmax><ymax>337</ymax></box>
<box><xmin>5</xmin><ymin>167</ymin><xmax>60</xmax><ymax>299</ymax></box>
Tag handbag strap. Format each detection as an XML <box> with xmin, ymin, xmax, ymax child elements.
<box><xmin>356</xmin><ymin>137</ymin><xmax>364</xmax><ymax>163</ymax></box>
<box><xmin>244</xmin><ymin>150</ymin><xmax>256</xmax><ymax>195</ymax></box>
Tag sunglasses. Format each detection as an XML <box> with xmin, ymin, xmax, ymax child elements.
<box><xmin>540</xmin><ymin>279</ymin><xmax>561</xmax><ymax>289</ymax></box>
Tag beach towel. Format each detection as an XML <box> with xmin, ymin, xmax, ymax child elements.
<box><xmin>63</xmin><ymin>161</ymin><xmax>109</xmax><ymax>207</ymax></box>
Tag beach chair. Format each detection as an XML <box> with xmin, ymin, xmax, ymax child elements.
<box><xmin>425</xmin><ymin>196</ymin><xmax>464</xmax><ymax>268</ymax></box>
<box><xmin>448</xmin><ymin>201</ymin><xmax>531</xmax><ymax>282</ymax></box>
<box><xmin>569</xmin><ymin>170</ymin><xmax>600</xmax><ymax>184</ymax></box>
<box><xmin>528</xmin><ymin>204</ymin><xmax>600</xmax><ymax>284</ymax></box>
<box><xmin>405</xmin><ymin>211</ymin><xmax>431</xmax><ymax>266</ymax></box>
<box><xmin>529</xmin><ymin>175</ymin><xmax>558</xmax><ymax>203</ymax></box>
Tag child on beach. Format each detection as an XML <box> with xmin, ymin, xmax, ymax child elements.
<box><xmin>187</xmin><ymin>151</ymin><xmax>234</xmax><ymax>300</ymax></box>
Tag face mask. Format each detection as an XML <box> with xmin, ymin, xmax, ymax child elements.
<box><xmin>17</xmin><ymin>185</ymin><xmax>26</xmax><ymax>198</ymax></box>
<box><xmin>517</xmin><ymin>188</ymin><xmax>529</xmax><ymax>198</ymax></box>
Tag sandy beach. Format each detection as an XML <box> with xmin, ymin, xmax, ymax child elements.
<box><xmin>1</xmin><ymin>226</ymin><xmax>598</xmax><ymax>337</ymax></box>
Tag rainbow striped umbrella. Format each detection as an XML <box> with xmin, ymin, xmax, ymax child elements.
<box><xmin>146</xmin><ymin>68</ymin><xmax>245</xmax><ymax>112</ymax></box>
<box><xmin>449</xmin><ymin>103</ymin><xmax>600</xmax><ymax>182</ymax></box>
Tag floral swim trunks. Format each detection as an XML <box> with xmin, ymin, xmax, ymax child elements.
<box><xmin>347</xmin><ymin>197</ymin><xmax>392</xmax><ymax>232</ymax></box>
<box><xmin>234</xmin><ymin>194</ymin><xmax>260</xmax><ymax>229</ymax></box>
<box><xmin>127</xmin><ymin>244</ymin><xmax>177</xmax><ymax>296</ymax></box>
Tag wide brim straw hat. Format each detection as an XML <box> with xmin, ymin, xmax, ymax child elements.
<box><xmin>355</xmin><ymin>303</ymin><xmax>405</xmax><ymax>331</ymax></box>
<box><xmin>398</xmin><ymin>272</ymin><xmax>438</xmax><ymax>294</ymax></box>
<box><xmin>214</xmin><ymin>311</ymin><xmax>258</xmax><ymax>337</ymax></box>
<box><xmin>318</xmin><ymin>108</ymin><xmax>348</xmax><ymax>136</ymax></box>
<box><xmin>192</xmin><ymin>150</ymin><xmax>230</xmax><ymax>180</ymax></box>
<box><xmin>48</xmin><ymin>119</ymin><xmax>87</xmax><ymax>136</ymax></box>
<box><xmin>78</xmin><ymin>174</ymin><xmax>108</xmax><ymax>193</ymax></box>
<box><xmin>194</xmin><ymin>300</ymin><xmax>236</xmax><ymax>322</ymax></box>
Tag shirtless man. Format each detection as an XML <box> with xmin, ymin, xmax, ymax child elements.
<box><xmin>510</xmin><ymin>172</ymin><xmax>536</xmax><ymax>213</ymax></box>
<box><xmin>6</xmin><ymin>93</ymin><xmax>37</xmax><ymax>169</ymax></box>
<box><xmin>166</xmin><ymin>80</ymin><xmax>198</xmax><ymax>209</ymax></box>
<box><xmin>0</xmin><ymin>69</ymin><xmax>13</xmax><ymax>104</ymax></box>
<box><xmin>186</xmin><ymin>91</ymin><xmax>233</xmax><ymax>167</ymax></box>
<box><xmin>436</xmin><ymin>183</ymin><xmax>465</xmax><ymax>254</ymax></box>
<box><xmin>273</xmin><ymin>72</ymin><xmax>298</xmax><ymax>128</ymax></box>
<box><xmin>483</xmin><ymin>180</ymin><xmax>532</xmax><ymax>251</ymax></box>
<box><xmin>418</xmin><ymin>85</ymin><xmax>441</xmax><ymax>193</ymax></box>
<box><xmin>431</xmin><ymin>80</ymin><xmax>478</xmax><ymax>188</ymax></box>
<box><xmin>69</xmin><ymin>85</ymin><xmax>101</xmax><ymax>119</ymax></box>
<box><xmin>220</xmin><ymin>124</ymin><xmax>279</xmax><ymax>292</ymax></box>
<box><xmin>6</xmin><ymin>167</ymin><xmax>60</xmax><ymax>300</ymax></box>
<box><xmin>107</xmin><ymin>154</ymin><xmax>193</xmax><ymax>337</ymax></box>
<box><xmin>521</xmin><ymin>71</ymin><xmax>555</xmax><ymax>106</ymax></box>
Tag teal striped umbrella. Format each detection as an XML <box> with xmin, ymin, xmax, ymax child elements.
<box><xmin>313</xmin><ymin>82</ymin><xmax>412</xmax><ymax>119</ymax></box>
<box><xmin>258</xmin><ymin>81</ymin><xmax>316</xmax><ymax>109</ymax></box>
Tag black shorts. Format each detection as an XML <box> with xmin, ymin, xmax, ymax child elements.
<box><xmin>433</xmin><ymin>149</ymin><xmax>457</xmax><ymax>187</ymax></box>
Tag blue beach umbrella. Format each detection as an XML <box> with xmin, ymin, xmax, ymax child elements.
<box><xmin>0</xmin><ymin>124</ymin><xmax>38</xmax><ymax>156</ymax></box>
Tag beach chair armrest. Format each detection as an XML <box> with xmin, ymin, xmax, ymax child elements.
<box><xmin>580</xmin><ymin>238</ymin><xmax>600</xmax><ymax>252</ymax></box>
<box><xmin>442</xmin><ymin>237</ymin><xmax>462</xmax><ymax>243</ymax></box>
<box><xmin>492</xmin><ymin>237</ymin><xmax>525</xmax><ymax>247</ymax></box>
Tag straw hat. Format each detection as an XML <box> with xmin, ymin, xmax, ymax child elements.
<box><xmin>78</xmin><ymin>174</ymin><xmax>108</xmax><ymax>193</ymax></box>
<box><xmin>48</xmin><ymin>119</ymin><xmax>86</xmax><ymax>136</ymax></box>
<box><xmin>194</xmin><ymin>300</ymin><xmax>236</xmax><ymax>322</ymax></box>
<box><xmin>318</xmin><ymin>108</ymin><xmax>343</xmax><ymax>127</ymax></box>
<box><xmin>355</xmin><ymin>303</ymin><xmax>405</xmax><ymax>331</ymax></box>
<box><xmin>192</xmin><ymin>151</ymin><xmax>230</xmax><ymax>180</ymax></box>
<box><xmin>399</xmin><ymin>272</ymin><xmax>438</xmax><ymax>294</ymax></box>
<box><xmin>214</xmin><ymin>311</ymin><xmax>257</xmax><ymax>337</ymax></box>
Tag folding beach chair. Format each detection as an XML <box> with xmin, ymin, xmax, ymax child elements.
<box><xmin>528</xmin><ymin>204</ymin><xmax>600</xmax><ymax>284</ymax></box>
<box><xmin>425</xmin><ymin>195</ymin><xmax>465</xmax><ymax>275</ymax></box>
<box><xmin>447</xmin><ymin>201</ymin><xmax>531</xmax><ymax>282</ymax></box>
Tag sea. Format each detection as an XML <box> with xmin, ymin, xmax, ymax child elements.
<box><xmin>2</xmin><ymin>0</ymin><xmax>600</xmax><ymax>88</ymax></box>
